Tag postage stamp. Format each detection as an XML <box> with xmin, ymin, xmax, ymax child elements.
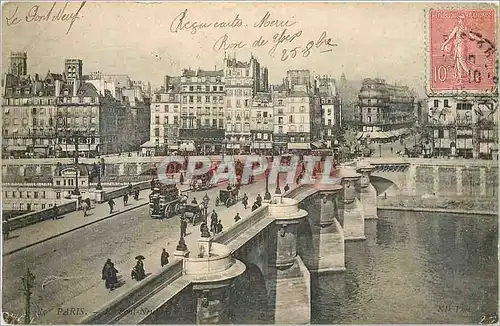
<box><xmin>429</xmin><ymin>9</ymin><xmax>497</xmax><ymax>92</ymax></box>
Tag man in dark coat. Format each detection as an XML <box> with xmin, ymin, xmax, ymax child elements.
<box><xmin>52</xmin><ymin>203</ymin><xmax>59</xmax><ymax>220</ymax></box>
<box><xmin>123</xmin><ymin>193</ymin><xmax>129</xmax><ymax>206</ymax></box>
<box><xmin>256</xmin><ymin>194</ymin><xmax>262</xmax><ymax>207</ymax></box>
<box><xmin>191</xmin><ymin>197</ymin><xmax>198</xmax><ymax>205</ymax></box>
<box><xmin>108</xmin><ymin>199</ymin><xmax>115</xmax><ymax>214</ymax></box>
<box><xmin>252</xmin><ymin>202</ymin><xmax>259</xmax><ymax>211</ymax></box>
<box><xmin>180</xmin><ymin>218</ymin><xmax>188</xmax><ymax>238</ymax></box>
<box><xmin>242</xmin><ymin>193</ymin><xmax>248</xmax><ymax>209</ymax></box>
<box><xmin>3</xmin><ymin>220</ymin><xmax>10</xmax><ymax>240</ymax></box>
<box><xmin>216</xmin><ymin>220</ymin><xmax>223</xmax><ymax>234</ymax></box>
<box><xmin>234</xmin><ymin>213</ymin><xmax>241</xmax><ymax>222</ymax></box>
<box><xmin>102</xmin><ymin>259</ymin><xmax>119</xmax><ymax>291</ymax></box>
<box><xmin>284</xmin><ymin>184</ymin><xmax>290</xmax><ymax>192</ymax></box>
<box><xmin>161</xmin><ymin>249</ymin><xmax>170</xmax><ymax>267</ymax></box>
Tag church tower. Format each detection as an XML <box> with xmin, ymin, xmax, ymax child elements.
<box><xmin>9</xmin><ymin>52</ymin><xmax>28</xmax><ymax>76</ymax></box>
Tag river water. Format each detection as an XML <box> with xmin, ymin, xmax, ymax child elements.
<box><xmin>310</xmin><ymin>210</ymin><xmax>498</xmax><ymax>324</ymax></box>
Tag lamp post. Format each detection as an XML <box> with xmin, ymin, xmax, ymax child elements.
<box><xmin>222</xmin><ymin>138</ymin><xmax>227</xmax><ymax>162</ymax></box>
<box><xmin>203</xmin><ymin>193</ymin><xmax>209</xmax><ymax>224</ymax></box>
<box><xmin>264</xmin><ymin>168</ymin><xmax>271</xmax><ymax>201</ymax></box>
<box><xmin>22</xmin><ymin>268</ymin><xmax>35</xmax><ymax>324</ymax></box>
<box><xmin>275</xmin><ymin>172</ymin><xmax>282</xmax><ymax>195</ymax></box>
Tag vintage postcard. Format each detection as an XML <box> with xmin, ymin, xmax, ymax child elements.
<box><xmin>1</xmin><ymin>1</ymin><xmax>498</xmax><ymax>325</ymax></box>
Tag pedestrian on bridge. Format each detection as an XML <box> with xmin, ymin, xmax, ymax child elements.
<box><xmin>210</xmin><ymin>210</ymin><xmax>218</xmax><ymax>234</ymax></box>
<box><xmin>52</xmin><ymin>203</ymin><xmax>59</xmax><ymax>220</ymax></box>
<box><xmin>216</xmin><ymin>220</ymin><xmax>223</xmax><ymax>234</ymax></box>
<box><xmin>123</xmin><ymin>193</ymin><xmax>129</xmax><ymax>206</ymax></box>
<box><xmin>252</xmin><ymin>202</ymin><xmax>259</xmax><ymax>211</ymax></box>
<box><xmin>242</xmin><ymin>193</ymin><xmax>248</xmax><ymax>209</ymax></box>
<box><xmin>108</xmin><ymin>198</ymin><xmax>115</xmax><ymax>214</ymax></box>
<box><xmin>102</xmin><ymin>259</ymin><xmax>119</xmax><ymax>291</ymax></box>
<box><xmin>161</xmin><ymin>248</ymin><xmax>170</xmax><ymax>267</ymax></box>
<box><xmin>234</xmin><ymin>213</ymin><xmax>241</xmax><ymax>222</ymax></box>
<box><xmin>3</xmin><ymin>220</ymin><xmax>10</xmax><ymax>240</ymax></box>
<box><xmin>284</xmin><ymin>184</ymin><xmax>290</xmax><ymax>192</ymax></box>
<box><xmin>180</xmin><ymin>218</ymin><xmax>188</xmax><ymax>238</ymax></box>
<box><xmin>256</xmin><ymin>194</ymin><xmax>262</xmax><ymax>207</ymax></box>
<box><xmin>81</xmin><ymin>200</ymin><xmax>89</xmax><ymax>217</ymax></box>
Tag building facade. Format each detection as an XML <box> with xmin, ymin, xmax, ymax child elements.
<box><xmin>250</xmin><ymin>92</ymin><xmax>273</xmax><ymax>154</ymax></box>
<box><xmin>315</xmin><ymin>75</ymin><xmax>342</xmax><ymax>147</ymax></box>
<box><xmin>426</xmin><ymin>93</ymin><xmax>498</xmax><ymax>159</ymax></box>
<box><xmin>179</xmin><ymin>69</ymin><xmax>226</xmax><ymax>154</ymax></box>
<box><xmin>148</xmin><ymin>76</ymin><xmax>181</xmax><ymax>155</ymax></box>
<box><xmin>358</xmin><ymin>78</ymin><xmax>416</xmax><ymax>143</ymax></box>
<box><xmin>2</xmin><ymin>53</ymin><xmax>150</xmax><ymax>158</ymax></box>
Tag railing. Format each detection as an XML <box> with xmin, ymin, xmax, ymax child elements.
<box><xmin>7</xmin><ymin>200</ymin><xmax>78</xmax><ymax>230</ymax></box>
<box><xmin>212</xmin><ymin>205</ymin><xmax>269</xmax><ymax>245</ymax></box>
<box><xmin>82</xmin><ymin>260</ymin><xmax>183</xmax><ymax>324</ymax></box>
<box><xmin>97</xmin><ymin>180</ymin><xmax>151</xmax><ymax>203</ymax></box>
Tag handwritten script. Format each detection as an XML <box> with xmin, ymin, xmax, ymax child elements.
<box><xmin>5</xmin><ymin>1</ymin><xmax>86</xmax><ymax>35</ymax></box>
<box><xmin>170</xmin><ymin>9</ymin><xmax>337</xmax><ymax>61</ymax></box>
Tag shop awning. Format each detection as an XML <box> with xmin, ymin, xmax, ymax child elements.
<box><xmin>288</xmin><ymin>143</ymin><xmax>310</xmax><ymax>150</ymax></box>
<box><xmin>141</xmin><ymin>140</ymin><xmax>158</xmax><ymax>148</ymax></box>
<box><xmin>6</xmin><ymin>145</ymin><xmax>27</xmax><ymax>151</ymax></box>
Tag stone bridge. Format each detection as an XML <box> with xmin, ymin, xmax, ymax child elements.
<box><xmin>355</xmin><ymin>158</ymin><xmax>497</xmax><ymax>198</ymax></box>
<box><xmin>81</xmin><ymin>162</ymin><xmax>379</xmax><ymax>325</ymax></box>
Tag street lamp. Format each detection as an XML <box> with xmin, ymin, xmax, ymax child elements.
<box><xmin>22</xmin><ymin>268</ymin><xmax>35</xmax><ymax>324</ymax></box>
<box><xmin>202</xmin><ymin>193</ymin><xmax>210</xmax><ymax>224</ymax></box>
<box><xmin>222</xmin><ymin>138</ymin><xmax>228</xmax><ymax>162</ymax></box>
<box><xmin>264</xmin><ymin>168</ymin><xmax>271</xmax><ymax>201</ymax></box>
<box><xmin>275</xmin><ymin>173</ymin><xmax>282</xmax><ymax>195</ymax></box>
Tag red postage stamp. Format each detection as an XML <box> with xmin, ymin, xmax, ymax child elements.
<box><xmin>429</xmin><ymin>9</ymin><xmax>497</xmax><ymax>92</ymax></box>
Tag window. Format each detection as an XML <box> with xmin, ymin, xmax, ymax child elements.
<box><xmin>263</xmin><ymin>133</ymin><xmax>268</xmax><ymax>140</ymax></box>
<box><xmin>206</xmin><ymin>96</ymin><xmax>211</xmax><ymax>102</ymax></box>
<box><xmin>205</xmin><ymin>118</ymin><xmax>210</xmax><ymax>126</ymax></box>
<box><xmin>42</xmin><ymin>191</ymin><xmax>46</xmax><ymax>199</ymax></box>
<box><xmin>236</xmin><ymin>100</ymin><xmax>241</xmax><ymax>107</ymax></box>
<box><xmin>444</xmin><ymin>99</ymin><xmax>449</xmax><ymax>107</ymax></box>
<box><xmin>155</xmin><ymin>116</ymin><xmax>160</xmax><ymax>124</ymax></box>
<box><xmin>219</xmin><ymin>86</ymin><xmax>223</xmax><ymax>91</ymax></box>
<box><xmin>12</xmin><ymin>191</ymin><xmax>17</xmax><ymax>198</ymax></box>
<box><xmin>289</xmin><ymin>116</ymin><xmax>294</xmax><ymax>123</ymax></box>
<box><xmin>290</xmin><ymin>106</ymin><xmax>294</xmax><ymax>113</ymax></box>
<box><xmin>299</xmin><ymin>125</ymin><xmax>304</xmax><ymax>132</ymax></box>
<box><xmin>328</xmin><ymin>119</ymin><xmax>332</xmax><ymax>125</ymax></box>
<box><xmin>189</xmin><ymin>96</ymin><xmax>194</xmax><ymax>103</ymax></box>
<box><xmin>56</xmin><ymin>180</ymin><xmax>61</xmax><ymax>186</ymax></box>
<box><xmin>27</xmin><ymin>191</ymin><xmax>31</xmax><ymax>198</ymax></box>
<box><xmin>56</xmin><ymin>192</ymin><xmax>61</xmax><ymax>199</ymax></box>
<box><xmin>213</xmin><ymin>86</ymin><xmax>217</xmax><ymax>91</ymax></box>
<box><xmin>278</xmin><ymin>126</ymin><xmax>283</xmax><ymax>133</ymax></box>
<box><xmin>457</xmin><ymin>103</ymin><xmax>472</xmax><ymax>110</ymax></box>
<box><xmin>182</xmin><ymin>96</ymin><xmax>188</xmax><ymax>103</ymax></box>
<box><xmin>291</xmin><ymin>137</ymin><xmax>295</xmax><ymax>143</ymax></box>
<box><xmin>263</xmin><ymin>112</ymin><xmax>268</xmax><ymax>118</ymax></box>
<box><xmin>165</xmin><ymin>116</ymin><xmax>169</xmax><ymax>124</ymax></box>
<box><xmin>278</xmin><ymin>100</ymin><xmax>283</xmax><ymax>105</ymax></box>
<box><xmin>227</xmin><ymin>124</ymin><xmax>232</xmax><ymax>132</ymax></box>
<box><xmin>4</xmin><ymin>191</ymin><xmax>8</xmax><ymax>198</ymax></box>
<box><xmin>434</xmin><ymin>99</ymin><xmax>439</xmax><ymax>107</ymax></box>
<box><xmin>154</xmin><ymin>128</ymin><xmax>159</xmax><ymax>137</ymax></box>
<box><xmin>19</xmin><ymin>191</ymin><xmax>23</xmax><ymax>198</ymax></box>
<box><xmin>213</xmin><ymin>119</ymin><xmax>217</xmax><ymax>127</ymax></box>
<box><xmin>196</xmin><ymin>96</ymin><xmax>202</xmax><ymax>103</ymax></box>
<box><xmin>42</xmin><ymin>204</ymin><xmax>46</xmax><ymax>209</ymax></box>
<box><xmin>300</xmin><ymin>106</ymin><xmax>305</xmax><ymax>112</ymax></box>
<box><xmin>278</xmin><ymin>117</ymin><xmax>283</xmax><ymax>124</ymax></box>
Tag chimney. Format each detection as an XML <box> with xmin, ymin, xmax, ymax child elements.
<box><xmin>73</xmin><ymin>79</ymin><xmax>80</xmax><ymax>96</ymax></box>
<box><xmin>55</xmin><ymin>79</ymin><xmax>61</xmax><ymax>96</ymax></box>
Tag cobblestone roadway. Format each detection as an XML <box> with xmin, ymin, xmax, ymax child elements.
<box><xmin>2</xmin><ymin>174</ymin><xmax>293</xmax><ymax>323</ymax></box>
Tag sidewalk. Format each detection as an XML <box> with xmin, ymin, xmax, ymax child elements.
<box><xmin>39</xmin><ymin>175</ymin><xmax>296</xmax><ymax>324</ymax></box>
<box><xmin>2</xmin><ymin>184</ymin><xmax>191</xmax><ymax>255</ymax></box>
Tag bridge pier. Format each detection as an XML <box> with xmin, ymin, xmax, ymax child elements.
<box><xmin>357</xmin><ymin>162</ymin><xmax>378</xmax><ymax>220</ymax></box>
<box><xmin>268</xmin><ymin>196</ymin><xmax>310</xmax><ymax>324</ymax></box>
<box><xmin>339</xmin><ymin>167</ymin><xmax>366</xmax><ymax>241</ymax></box>
<box><xmin>303</xmin><ymin>187</ymin><xmax>345</xmax><ymax>273</ymax></box>
<box><xmin>184</xmin><ymin>240</ymin><xmax>246</xmax><ymax>325</ymax></box>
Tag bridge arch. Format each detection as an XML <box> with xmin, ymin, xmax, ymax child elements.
<box><xmin>231</xmin><ymin>262</ymin><xmax>273</xmax><ymax>324</ymax></box>
<box><xmin>369</xmin><ymin>175</ymin><xmax>399</xmax><ymax>196</ymax></box>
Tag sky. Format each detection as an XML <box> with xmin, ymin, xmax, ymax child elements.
<box><xmin>2</xmin><ymin>2</ymin><xmax>497</xmax><ymax>96</ymax></box>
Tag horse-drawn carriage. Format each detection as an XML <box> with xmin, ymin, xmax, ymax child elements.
<box><xmin>149</xmin><ymin>178</ymin><xmax>183</xmax><ymax>219</ymax></box>
<box><xmin>215</xmin><ymin>187</ymin><xmax>239</xmax><ymax>207</ymax></box>
<box><xmin>189</xmin><ymin>167</ymin><xmax>215</xmax><ymax>191</ymax></box>
<box><xmin>181</xmin><ymin>203</ymin><xmax>204</xmax><ymax>225</ymax></box>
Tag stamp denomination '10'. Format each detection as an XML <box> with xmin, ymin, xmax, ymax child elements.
<box><xmin>429</xmin><ymin>9</ymin><xmax>497</xmax><ymax>92</ymax></box>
